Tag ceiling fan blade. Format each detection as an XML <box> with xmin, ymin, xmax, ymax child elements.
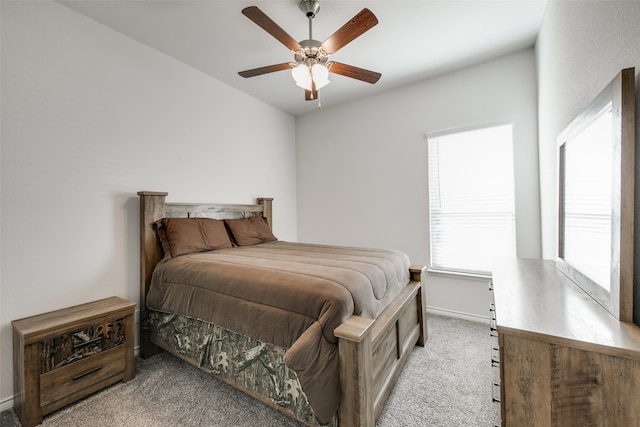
<box><xmin>242</xmin><ymin>6</ymin><xmax>302</xmax><ymax>52</ymax></box>
<box><xmin>321</xmin><ymin>8</ymin><xmax>378</xmax><ymax>55</ymax></box>
<box><xmin>327</xmin><ymin>62</ymin><xmax>381</xmax><ymax>84</ymax></box>
<box><xmin>238</xmin><ymin>63</ymin><xmax>295</xmax><ymax>78</ymax></box>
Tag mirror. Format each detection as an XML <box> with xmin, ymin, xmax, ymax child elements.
<box><xmin>557</xmin><ymin>67</ymin><xmax>635</xmax><ymax>322</ymax></box>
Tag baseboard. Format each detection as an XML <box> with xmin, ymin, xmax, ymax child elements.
<box><xmin>427</xmin><ymin>306</ymin><xmax>489</xmax><ymax>323</ymax></box>
<box><xmin>0</xmin><ymin>395</ymin><xmax>13</xmax><ymax>413</ymax></box>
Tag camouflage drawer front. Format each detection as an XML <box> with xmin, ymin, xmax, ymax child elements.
<box><xmin>40</xmin><ymin>318</ymin><xmax>127</xmax><ymax>373</ymax></box>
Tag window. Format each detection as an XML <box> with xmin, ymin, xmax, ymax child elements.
<box><xmin>427</xmin><ymin>124</ymin><xmax>516</xmax><ymax>275</ymax></box>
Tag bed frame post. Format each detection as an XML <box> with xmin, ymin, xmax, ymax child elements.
<box><xmin>336</xmin><ymin>266</ymin><xmax>427</xmax><ymax>426</ymax></box>
<box><xmin>334</xmin><ymin>317</ymin><xmax>375</xmax><ymax>427</ymax></box>
<box><xmin>410</xmin><ymin>265</ymin><xmax>428</xmax><ymax>346</ymax></box>
<box><xmin>257</xmin><ymin>197</ymin><xmax>273</xmax><ymax>229</ymax></box>
<box><xmin>137</xmin><ymin>191</ymin><xmax>168</xmax><ymax>358</ymax></box>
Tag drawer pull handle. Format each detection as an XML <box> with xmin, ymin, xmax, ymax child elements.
<box><xmin>73</xmin><ymin>337</ymin><xmax>103</xmax><ymax>349</ymax></box>
<box><xmin>73</xmin><ymin>366</ymin><xmax>102</xmax><ymax>381</ymax></box>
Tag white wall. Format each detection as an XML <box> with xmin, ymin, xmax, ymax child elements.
<box><xmin>0</xmin><ymin>1</ymin><xmax>297</xmax><ymax>407</ymax></box>
<box><xmin>296</xmin><ymin>49</ymin><xmax>541</xmax><ymax>320</ymax></box>
<box><xmin>536</xmin><ymin>0</ymin><xmax>640</xmax><ymax>259</ymax></box>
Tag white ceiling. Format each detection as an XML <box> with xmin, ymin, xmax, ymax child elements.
<box><xmin>58</xmin><ymin>0</ymin><xmax>548</xmax><ymax>117</ymax></box>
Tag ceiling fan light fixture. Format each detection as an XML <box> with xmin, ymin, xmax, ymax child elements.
<box><xmin>292</xmin><ymin>64</ymin><xmax>312</xmax><ymax>90</ymax></box>
<box><xmin>291</xmin><ymin>63</ymin><xmax>330</xmax><ymax>91</ymax></box>
<box><xmin>311</xmin><ymin>63</ymin><xmax>330</xmax><ymax>89</ymax></box>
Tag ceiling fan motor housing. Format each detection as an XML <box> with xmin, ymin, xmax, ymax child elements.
<box><xmin>295</xmin><ymin>39</ymin><xmax>328</xmax><ymax>67</ymax></box>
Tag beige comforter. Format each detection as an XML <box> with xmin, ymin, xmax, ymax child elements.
<box><xmin>146</xmin><ymin>241</ymin><xmax>411</xmax><ymax>423</ymax></box>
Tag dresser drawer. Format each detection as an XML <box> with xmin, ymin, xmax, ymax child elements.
<box><xmin>40</xmin><ymin>343</ymin><xmax>126</xmax><ymax>410</ymax></box>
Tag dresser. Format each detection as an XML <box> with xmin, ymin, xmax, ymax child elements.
<box><xmin>491</xmin><ymin>258</ymin><xmax>640</xmax><ymax>426</ymax></box>
<box><xmin>12</xmin><ymin>296</ymin><xmax>136</xmax><ymax>427</ymax></box>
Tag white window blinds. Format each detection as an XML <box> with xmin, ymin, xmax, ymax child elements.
<box><xmin>427</xmin><ymin>124</ymin><xmax>516</xmax><ymax>275</ymax></box>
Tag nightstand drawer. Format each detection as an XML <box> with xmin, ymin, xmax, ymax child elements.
<box><xmin>40</xmin><ymin>345</ymin><xmax>126</xmax><ymax>409</ymax></box>
<box><xmin>40</xmin><ymin>317</ymin><xmax>127</xmax><ymax>373</ymax></box>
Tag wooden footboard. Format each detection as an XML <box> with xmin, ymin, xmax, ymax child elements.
<box><xmin>335</xmin><ymin>266</ymin><xmax>427</xmax><ymax>426</ymax></box>
<box><xmin>138</xmin><ymin>191</ymin><xmax>427</xmax><ymax>427</ymax></box>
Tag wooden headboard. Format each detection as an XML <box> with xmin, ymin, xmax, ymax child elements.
<box><xmin>137</xmin><ymin>191</ymin><xmax>273</xmax><ymax>357</ymax></box>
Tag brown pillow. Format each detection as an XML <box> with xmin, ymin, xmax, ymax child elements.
<box><xmin>225</xmin><ymin>216</ymin><xmax>277</xmax><ymax>246</ymax></box>
<box><xmin>154</xmin><ymin>219</ymin><xmax>173</xmax><ymax>262</ymax></box>
<box><xmin>155</xmin><ymin>217</ymin><xmax>233</xmax><ymax>259</ymax></box>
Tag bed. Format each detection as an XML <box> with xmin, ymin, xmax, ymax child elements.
<box><xmin>138</xmin><ymin>191</ymin><xmax>427</xmax><ymax>426</ymax></box>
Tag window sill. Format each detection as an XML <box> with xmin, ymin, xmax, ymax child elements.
<box><xmin>427</xmin><ymin>268</ymin><xmax>492</xmax><ymax>281</ymax></box>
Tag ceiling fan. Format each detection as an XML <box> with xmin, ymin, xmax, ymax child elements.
<box><xmin>238</xmin><ymin>0</ymin><xmax>381</xmax><ymax>102</ymax></box>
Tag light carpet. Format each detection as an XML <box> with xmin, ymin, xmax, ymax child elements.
<box><xmin>0</xmin><ymin>313</ymin><xmax>499</xmax><ymax>426</ymax></box>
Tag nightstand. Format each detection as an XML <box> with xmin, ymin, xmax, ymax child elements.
<box><xmin>12</xmin><ymin>296</ymin><xmax>136</xmax><ymax>427</ymax></box>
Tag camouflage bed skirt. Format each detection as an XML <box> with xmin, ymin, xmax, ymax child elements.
<box><xmin>144</xmin><ymin>309</ymin><xmax>338</xmax><ymax>426</ymax></box>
